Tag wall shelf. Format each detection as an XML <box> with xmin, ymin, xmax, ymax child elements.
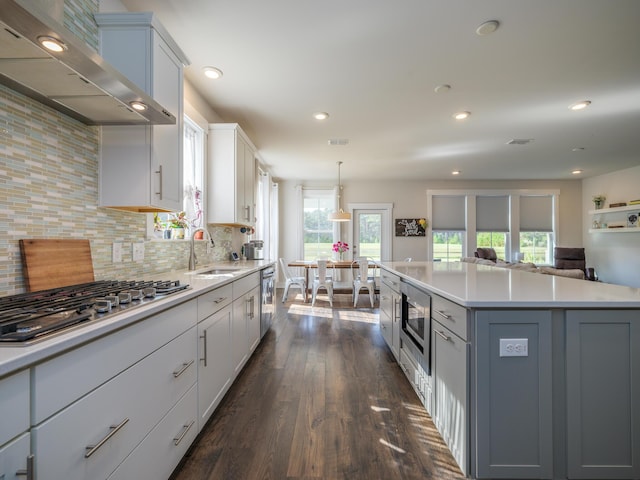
<box><xmin>589</xmin><ymin>227</ymin><xmax>639</xmax><ymax>233</ymax></box>
<box><xmin>589</xmin><ymin>204</ymin><xmax>640</xmax><ymax>215</ymax></box>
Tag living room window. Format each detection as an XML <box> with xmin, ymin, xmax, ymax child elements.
<box><xmin>431</xmin><ymin>195</ymin><xmax>466</xmax><ymax>262</ymax></box>
<box><xmin>519</xmin><ymin>195</ymin><xmax>554</xmax><ymax>264</ymax></box>
<box><xmin>476</xmin><ymin>195</ymin><xmax>509</xmax><ymax>259</ymax></box>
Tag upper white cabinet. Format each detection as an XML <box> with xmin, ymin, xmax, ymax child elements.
<box><xmin>208</xmin><ymin>123</ymin><xmax>257</xmax><ymax>226</ymax></box>
<box><xmin>96</xmin><ymin>13</ymin><xmax>189</xmax><ymax>212</ymax></box>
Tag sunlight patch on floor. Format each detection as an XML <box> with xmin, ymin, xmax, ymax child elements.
<box><xmin>286</xmin><ymin>303</ymin><xmax>334</xmax><ymax>318</ymax></box>
<box><xmin>379</xmin><ymin>438</ymin><xmax>407</xmax><ymax>454</ymax></box>
<box><xmin>337</xmin><ymin>309</ymin><xmax>378</xmax><ymax>324</ymax></box>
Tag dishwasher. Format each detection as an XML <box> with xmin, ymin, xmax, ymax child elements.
<box><xmin>260</xmin><ymin>266</ymin><xmax>276</xmax><ymax>338</ymax></box>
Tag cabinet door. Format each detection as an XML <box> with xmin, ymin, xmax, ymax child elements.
<box><xmin>235</xmin><ymin>133</ymin><xmax>247</xmax><ymax>223</ymax></box>
<box><xmin>432</xmin><ymin>320</ymin><xmax>468</xmax><ymax>476</ymax></box>
<box><xmin>198</xmin><ymin>305</ymin><xmax>232</xmax><ymax>428</ymax></box>
<box><xmin>391</xmin><ymin>290</ymin><xmax>401</xmax><ymax>361</ymax></box>
<box><xmin>243</xmin><ymin>143</ymin><xmax>255</xmax><ymax>224</ymax></box>
<box><xmin>379</xmin><ymin>282</ymin><xmax>393</xmax><ymax>349</ymax></box>
<box><xmin>566</xmin><ymin>310</ymin><xmax>640</xmax><ymax>479</ymax></box>
<box><xmin>247</xmin><ymin>286</ymin><xmax>261</xmax><ymax>353</ymax></box>
<box><xmin>232</xmin><ymin>295</ymin><xmax>249</xmax><ymax>375</ymax></box>
<box><xmin>151</xmin><ymin>30</ymin><xmax>183</xmax><ymax>211</ymax></box>
<box><xmin>0</xmin><ymin>433</ymin><xmax>30</xmax><ymax>480</ymax></box>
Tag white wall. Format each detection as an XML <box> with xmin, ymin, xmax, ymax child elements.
<box><xmin>278</xmin><ymin>178</ymin><xmax>583</xmax><ymax>281</ymax></box>
<box><xmin>583</xmin><ymin>165</ymin><xmax>640</xmax><ymax>287</ymax></box>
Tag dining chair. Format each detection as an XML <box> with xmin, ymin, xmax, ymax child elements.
<box><xmin>279</xmin><ymin>258</ymin><xmax>307</xmax><ymax>303</ymax></box>
<box><xmin>352</xmin><ymin>256</ymin><xmax>376</xmax><ymax>307</ymax></box>
<box><xmin>312</xmin><ymin>260</ymin><xmax>334</xmax><ymax>306</ymax></box>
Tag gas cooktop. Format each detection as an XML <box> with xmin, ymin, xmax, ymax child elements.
<box><xmin>0</xmin><ymin>280</ymin><xmax>189</xmax><ymax>345</ymax></box>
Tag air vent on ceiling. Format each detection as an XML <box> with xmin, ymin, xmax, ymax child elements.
<box><xmin>328</xmin><ymin>138</ymin><xmax>349</xmax><ymax>146</ymax></box>
<box><xmin>507</xmin><ymin>139</ymin><xmax>534</xmax><ymax>145</ymax></box>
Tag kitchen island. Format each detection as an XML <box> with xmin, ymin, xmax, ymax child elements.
<box><xmin>0</xmin><ymin>260</ymin><xmax>275</xmax><ymax>480</ymax></box>
<box><xmin>380</xmin><ymin>260</ymin><xmax>640</xmax><ymax>480</ymax></box>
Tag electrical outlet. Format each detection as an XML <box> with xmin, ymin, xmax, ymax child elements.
<box><xmin>112</xmin><ymin>242</ymin><xmax>122</xmax><ymax>263</ymax></box>
<box><xmin>499</xmin><ymin>338</ymin><xmax>528</xmax><ymax>357</ymax></box>
<box><xmin>132</xmin><ymin>243</ymin><xmax>145</xmax><ymax>262</ymax></box>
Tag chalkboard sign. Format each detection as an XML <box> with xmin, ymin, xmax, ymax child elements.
<box><xmin>395</xmin><ymin>218</ymin><xmax>426</xmax><ymax>237</ymax></box>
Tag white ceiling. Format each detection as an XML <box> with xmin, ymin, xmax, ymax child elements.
<box><xmin>118</xmin><ymin>0</ymin><xmax>640</xmax><ymax>182</ymax></box>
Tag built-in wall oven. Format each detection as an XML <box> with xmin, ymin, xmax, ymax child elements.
<box><xmin>401</xmin><ymin>282</ymin><xmax>431</xmax><ymax>372</ymax></box>
<box><xmin>260</xmin><ymin>266</ymin><xmax>276</xmax><ymax>338</ymax></box>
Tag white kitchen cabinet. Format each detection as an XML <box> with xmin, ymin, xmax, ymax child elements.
<box><xmin>0</xmin><ymin>433</ymin><xmax>30</xmax><ymax>480</ymax></box>
<box><xmin>232</xmin><ymin>272</ymin><xmax>261</xmax><ymax>374</ymax></box>
<box><xmin>247</xmin><ymin>285</ymin><xmax>261</xmax><ymax>353</ymax></box>
<box><xmin>96</xmin><ymin>12</ymin><xmax>189</xmax><ymax>212</ymax></box>
<box><xmin>107</xmin><ymin>384</ymin><xmax>198</xmax><ymax>480</ymax></box>
<box><xmin>208</xmin><ymin>123</ymin><xmax>257</xmax><ymax>225</ymax></box>
<box><xmin>31</xmin><ymin>300</ymin><xmax>197</xmax><ymax>480</ymax></box>
<box><xmin>197</xmin><ymin>304</ymin><xmax>232</xmax><ymax>429</ymax></box>
<box><xmin>0</xmin><ymin>369</ymin><xmax>29</xmax><ymax>448</ymax></box>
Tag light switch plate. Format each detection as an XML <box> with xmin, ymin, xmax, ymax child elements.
<box><xmin>499</xmin><ymin>338</ymin><xmax>528</xmax><ymax>357</ymax></box>
<box><xmin>132</xmin><ymin>243</ymin><xmax>145</xmax><ymax>262</ymax></box>
<box><xmin>112</xmin><ymin>242</ymin><xmax>122</xmax><ymax>263</ymax></box>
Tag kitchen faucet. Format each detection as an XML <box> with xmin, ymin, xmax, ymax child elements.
<box><xmin>189</xmin><ymin>228</ymin><xmax>215</xmax><ymax>270</ymax></box>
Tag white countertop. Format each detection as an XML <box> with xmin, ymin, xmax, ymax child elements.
<box><xmin>0</xmin><ymin>260</ymin><xmax>275</xmax><ymax>378</ymax></box>
<box><xmin>381</xmin><ymin>261</ymin><xmax>640</xmax><ymax>308</ymax></box>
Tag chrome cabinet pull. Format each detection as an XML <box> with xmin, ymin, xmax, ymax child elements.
<box><xmin>15</xmin><ymin>454</ymin><xmax>34</xmax><ymax>479</ymax></box>
<box><xmin>213</xmin><ymin>296</ymin><xmax>227</xmax><ymax>304</ymax></box>
<box><xmin>173</xmin><ymin>420</ymin><xmax>195</xmax><ymax>446</ymax></box>
<box><xmin>434</xmin><ymin>329</ymin><xmax>450</xmax><ymax>341</ymax></box>
<box><xmin>435</xmin><ymin>309</ymin><xmax>451</xmax><ymax>320</ymax></box>
<box><xmin>85</xmin><ymin>418</ymin><xmax>129</xmax><ymax>458</ymax></box>
<box><xmin>155</xmin><ymin>165</ymin><xmax>163</xmax><ymax>199</ymax></box>
<box><xmin>200</xmin><ymin>330</ymin><xmax>208</xmax><ymax>367</ymax></box>
<box><xmin>173</xmin><ymin>359</ymin><xmax>194</xmax><ymax>378</ymax></box>
<box><xmin>244</xmin><ymin>205</ymin><xmax>251</xmax><ymax>221</ymax></box>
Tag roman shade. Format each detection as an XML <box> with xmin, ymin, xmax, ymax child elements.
<box><xmin>520</xmin><ymin>195</ymin><xmax>553</xmax><ymax>232</ymax></box>
<box><xmin>432</xmin><ymin>196</ymin><xmax>466</xmax><ymax>231</ymax></box>
<box><xmin>476</xmin><ymin>196</ymin><xmax>509</xmax><ymax>232</ymax></box>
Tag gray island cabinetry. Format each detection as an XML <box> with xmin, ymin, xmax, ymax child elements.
<box><xmin>380</xmin><ymin>261</ymin><xmax>640</xmax><ymax>480</ymax></box>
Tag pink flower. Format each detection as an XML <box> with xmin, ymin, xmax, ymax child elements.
<box><xmin>332</xmin><ymin>241</ymin><xmax>349</xmax><ymax>253</ymax></box>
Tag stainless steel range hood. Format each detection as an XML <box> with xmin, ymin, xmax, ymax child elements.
<box><xmin>0</xmin><ymin>0</ymin><xmax>176</xmax><ymax>125</ymax></box>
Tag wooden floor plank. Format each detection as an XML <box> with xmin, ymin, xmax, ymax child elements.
<box><xmin>170</xmin><ymin>292</ymin><xmax>465</xmax><ymax>480</ymax></box>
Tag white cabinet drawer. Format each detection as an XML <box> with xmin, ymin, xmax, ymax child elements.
<box><xmin>233</xmin><ymin>271</ymin><xmax>260</xmax><ymax>299</ymax></box>
<box><xmin>197</xmin><ymin>284</ymin><xmax>233</xmax><ymax>322</ymax></box>
<box><xmin>33</xmin><ymin>299</ymin><xmax>197</xmax><ymax>423</ymax></box>
<box><xmin>107</xmin><ymin>384</ymin><xmax>198</xmax><ymax>480</ymax></box>
<box><xmin>379</xmin><ymin>281</ymin><xmax>394</xmax><ymax>319</ymax></box>
<box><xmin>380</xmin><ymin>270</ymin><xmax>401</xmax><ymax>291</ymax></box>
<box><xmin>0</xmin><ymin>432</ymin><xmax>30</xmax><ymax>480</ymax></box>
<box><xmin>0</xmin><ymin>370</ymin><xmax>29</xmax><ymax>445</ymax></box>
<box><xmin>33</xmin><ymin>326</ymin><xmax>197</xmax><ymax>480</ymax></box>
<box><xmin>431</xmin><ymin>294</ymin><xmax>468</xmax><ymax>340</ymax></box>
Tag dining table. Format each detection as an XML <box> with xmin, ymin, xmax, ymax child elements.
<box><xmin>286</xmin><ymin>259</ymin><xmax>379</xmax><ymax>295</ymax></box>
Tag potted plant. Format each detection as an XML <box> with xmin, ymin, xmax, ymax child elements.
<box><xmin>592</xmin><ymin>194</ymin><xmax>606</xmax><ymax>210</ymax></box>
<box><xmin>168</xmin><ymin>211</ymin><xmax>188</xmax><ymax>239</ymax></box>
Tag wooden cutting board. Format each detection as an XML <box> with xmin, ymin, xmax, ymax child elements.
<box><xmin>20</xmin><ymin>239</ymin><xmax>95</xmax><ymax>292</ymax></box>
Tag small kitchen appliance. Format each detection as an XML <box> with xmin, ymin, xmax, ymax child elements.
<box><xmin>243</xmin><ymin>240</ymin><xmax>264</xmax><ymax>260</ymax></box>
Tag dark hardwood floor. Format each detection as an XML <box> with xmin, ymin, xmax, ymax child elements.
<box><xmin>170</xmin><ymin>291</ymin><xmax>465</xmax><ymax>480</ymax></box>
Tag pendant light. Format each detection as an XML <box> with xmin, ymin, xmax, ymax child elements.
<box><xmin>328</xmin><ymin>161</ymin><xmax>351</xmax><ymax>222</ymax></box>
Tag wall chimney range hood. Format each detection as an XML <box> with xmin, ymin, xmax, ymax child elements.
<box><xmin>0</xmin><ymin>0</ymin><xmax>176</xmax><ymax>125</ymax></box>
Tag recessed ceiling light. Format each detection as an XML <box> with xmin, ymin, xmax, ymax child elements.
<box><xmin>203</xmin><ymin>66</ymin><xmax>223</xmax><ymax>79</ymax></box>
<box><xmin>129</xmin><ymin>101</ymin><xmax>147</xmax><ymax>111</ymax></box>
<box><xmin>434</xmin><ymin>84</ymin><xmax>451</xmax><ymax>94</ymax></box>
<box><xmin>569</xmin><ymin>100</ymin><xmax>591</xmax><ymax>111</ymax></box>
<box><xmin>453</xmin><ymin>111</ymin><xmax>470</xmax><ymax>120</ymax></box>
<box><xmin>313</xmin><ymin>112</ymin><xmax>329</xmax><ymax>120</ymax></box>
<box><xmin>476</xmin><ymin>20</ymin><xmax>500</xmax><ymax>36</ymax></box>
<box><xmin>452</xmin><ymin>170</ymin><xmax>461</xmax><ymax>175</ymax></box>
<box><xmin>571</xmin><ymin>169</ymin><xmax>583</xmax><ymax>175</ymax></box>
<box><xmin>38</xmin><ymin>35</ymin><xmax>67</xmax><ymax>53</ymax></box>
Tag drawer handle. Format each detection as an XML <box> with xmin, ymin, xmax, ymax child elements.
<box><xmin>85</xmin><ymin>418</ymin><xmax>129</xmax><ymax>458</ymax></box>
<box><xmin>15</xmin><ymin>454</ymin><xmax>34</xmax><ymax>479</ymax></box>
<box><xmin>200</xmin><ymin>330</ymin><xmax>208</xmax><ymax>367</ymax></box>
<box><xmin>155</xmin><ymin>165</ymin><xmax>163</xmax><ymax>199</ymax></box>
<box><xmin>434</xmin><ymin>329</ymin><xmax>450</xmax><ymax>342</ymax></box>
<box><xmin>434</xmin><ymin>309</ymin><xmax>451</xmax><ymax>320</ymax></box>
<box><xmin>173</xmin><ymin>359</ymin><xmax>195</xmax><ymax>378</ymax></box>
<box><xmin>213</xmin><ymin>296</ymin><xmax>228</xmax><ymax>304</ymax></box>
<box><xmin>173</xmin><ymin>420</ymin><xmax>195</xmax><ymax>446</ymax></box>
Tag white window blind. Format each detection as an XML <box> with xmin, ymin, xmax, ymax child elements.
<box><xmin>432</xmin><ymin>196</ymin><xmax>466</xmax><ymax>231</ymax></box>
<box><xmin>520</xmin><ymin>195</ymin><xmax>553</xmax><ymax>232</ymax></box>
<box><xmin>476</xmin><ymin>196</ymin><xmax>509</xmax><ymax>232</ymax></box>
